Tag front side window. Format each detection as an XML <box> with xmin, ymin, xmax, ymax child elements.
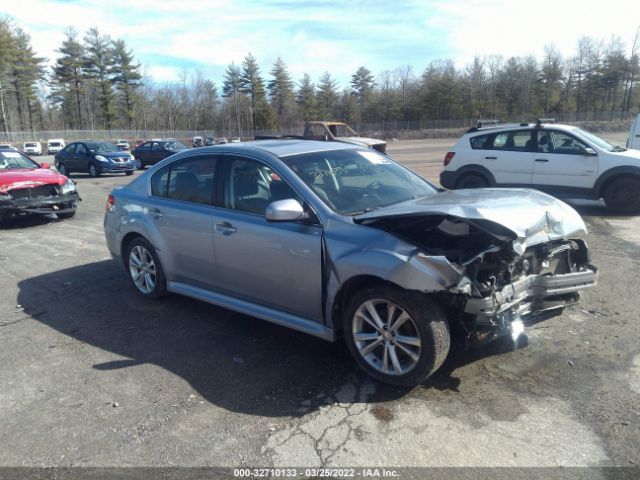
<box><xmin>137</xmin><ymin>142</ymin><xmax>151</xmax><ymax>152</ymax></box>
<box><xmin>224</xmin><ymin>158</ymin><xmax>299</xmax><ymax>216</ymax></box>
<box><xmin>151</xmin><ymin>142</ymin><xmax>161</xmax><ymax>151</ymax></box>
<box><xmin>151</xmin><ymin>157</ymin><xmax>216</xmax><ymax>205</ymax></box>
<box><xmin>76</xmin><ymin>144</ymin><xmax>88</xmax><ymax>155</ymax></box>
<box><xmin>546</xmin><ymin>130</ymin><xmax>589</xmax><ymax>155</ymax></box>
<box><xmin>281</xmin><ymin>149</ymin><xmax>436</xmax><ymax>215</ymax></box>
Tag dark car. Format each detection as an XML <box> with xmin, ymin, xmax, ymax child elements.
<box><xmin>55</xmin><ymin>141</ymin><xmax>136</xmax><ymax>177</ymax></box>
<box><xmin>131</xmin><ymin>140</ymin><xmax>188</xmax><ymax>168</ymax></box>
<box><xmin>0</xmin><ymin>150</ymin><xmax>79</xmax><ymax>220</ymax></box>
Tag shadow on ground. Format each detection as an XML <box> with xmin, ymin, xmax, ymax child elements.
<box><xmin>17</xmin><ymin>260</ymin><xmax>514</xmax><ymax>417</ymax></box>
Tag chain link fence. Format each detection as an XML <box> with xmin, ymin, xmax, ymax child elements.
<box><xmin>1</xmin><ymin>111</ymin><xmax>635</xmax><ymax>144</ymax></box>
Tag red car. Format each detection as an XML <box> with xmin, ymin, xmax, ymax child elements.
<box><xmin>0</xmin><ymin>150</ymin><xmax>79</xmax><ymax>221</ymax></box>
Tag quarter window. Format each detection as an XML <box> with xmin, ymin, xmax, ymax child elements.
<box><xmin>470</xmin><ymin>134</ymin><xmax>489</xmax><ymax>149</ymax></box>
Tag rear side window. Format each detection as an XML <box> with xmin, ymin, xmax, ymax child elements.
<box><xmin>488</xmin><ymin>130</ymin><xmax>533</xmax><ymax>152</ymax></box>
<box><xmin>469</xmin><ymin>134</ymin><xmax>489</xmax><ymax>149</ymax></box>
<box><xmin>151</xmin><ymin>157</ymin><xmax>217</xmax><ymax>205</ymax></box>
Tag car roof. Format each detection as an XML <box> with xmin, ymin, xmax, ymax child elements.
<box><xmin>203</xmin><ymin>139</ymin><xmax>361</xmax><ymax>157</ymax></box>
<box><xmin>465</xmin><ymin>123</ymin><xmax>577</xmax><ymax>136</ymax></box>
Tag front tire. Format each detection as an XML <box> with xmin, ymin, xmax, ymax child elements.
<box><xmin>343</xmin><ymin>286</ymin><xmax>450</xmax><ymax>387</ymax></box>
<box><xmin>125</xmin><ymin>170</ymin><xmax>134</xmax><ymax>176</ymax></box>
<box><xmin>603</xmin><ymin>177</ymin><xmax>640</xmax><ymax>214</ymax></box>
<box><xmin>125</xmin><ymin>237</ymin><xmax>167</xmax><ymax>299</ymax></box>
<box><xmin>88</xmin><ymin>162</ymin><xmax>100</xmax><ymax>177</ymax></box>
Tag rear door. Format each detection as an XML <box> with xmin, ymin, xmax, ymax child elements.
<box><xmin>212</xmin><ymin>154</ymin><xmax>324</xmax><ymax>322</ymax></box>
<box><xmin>481</xmin><ymin>129</ymin><xmax>535</xmax><ymax>185</ymax></box>
<box><xmin>531</xmin><ymin>129</ymin><xmax>597</xmax><ymax>189</ymax></box>
<box><xmin>146</xmin><ymin>155</ymin><xmax>219</xmax><ymax>289</ymax></box>
<box><xmin>73</xmin><ymin>143</ymin><xmax>90</xmax><ymax>171</ymax></box>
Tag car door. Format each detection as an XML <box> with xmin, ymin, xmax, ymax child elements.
<box><xmin>149</xmin><ymin>142</ymin><xmax>164</xmax><ymax>164</ymax></box>
<box><xmin>73</xmin><ymin>143</ymin><xmax>90</xmax><ymax>171</ymax></box>
<box><xmin>134</xmin><ymin>142</ymin><xmax>152</xmax><ymax>164</ymax></box>
<box><xmin>481</xmin><ymin>129</ymin><xmax>535</xmax><ymax>185</ymax></box>
<box><xmin>531</xmin><ymin>130</ymin><xmax>598</xmax><ymax>189</ymax></box>
<box><xmin>212</xmin><ymin>154</ymin><xmax>324</xmax><ymax>322</ymax></box>
<box><xmin>58</xmin><ymin>143</ymin><xmax>76</xmax><ymax>169</ymax></box>
<box><xmin>146</xmin><ymin>155</ymin><xmax>219</xmax><ymax>289</ymax></box>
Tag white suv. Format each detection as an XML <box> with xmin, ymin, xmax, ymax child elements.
<box><xmin>440</xmin><ymin>121</ymin><xmax>640</xmax><ymax>213</ymax></box>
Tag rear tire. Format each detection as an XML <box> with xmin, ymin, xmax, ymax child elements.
<box><xmin>603</xmin><ymin>177</ymin><xmax>640</xmax><ymax>214</ymax></box>
<box><xmin>343</xmin><ymin>285</ymin><xmax>450</xmax><ymax>387</ymax></box>
<box><xmin>125</xmin><ymin>237</ymin><xmax>167</xmax><ymax>299</ymax></box>
<box><xmin>56</xmin><ymin>163</ymin><xmax>68</xmax><ymax>177</ymax></box>
<box><xmin>456</xmin><ymin>173</ymin><xmax>489</xmax><ymax>189</ymax></box>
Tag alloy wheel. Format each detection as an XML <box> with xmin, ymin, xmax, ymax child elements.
<box><xmin>352</xmin><ymin>299</ymin><xmax>422</xmax><ymax>376</ymax></box>
<box><xmin>128</xmin><ymin>245</ymin><xmax>157</xmax><ymax>294</ymax></box>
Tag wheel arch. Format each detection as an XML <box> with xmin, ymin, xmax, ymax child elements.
<box><xmin>454</xmin><ymin>165</ymin><xmax>496</xmax><ymax>187</ymax></box>
<box><xmin>594</xmin><ymin>166</ymin><xmax>640</xmax><ymax>197</ymax></box>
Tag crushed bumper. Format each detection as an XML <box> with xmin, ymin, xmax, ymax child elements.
<box><xmin>464</xmin><ymin>266</ymin><xmax>598</xmax><ymax>323</ymax></box>
<box><xmin>0</xmin><ymin>192</ymin><xmax>80</xmax><ymax>216</ymax></box>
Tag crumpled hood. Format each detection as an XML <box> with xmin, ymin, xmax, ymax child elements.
<box><xmin>355</xmin><ymin>188</ymin><xmax>586</xmax><ymax>254</ymax></box>
<box><xmin>339</xmin><ymin>136</ymin><xmax>386</xmax><ymax>147</ymax></box>
<box><xmin>0</xmin><ymin>168</ymin><xmax>66</xmax><ymax>193</ymax></box>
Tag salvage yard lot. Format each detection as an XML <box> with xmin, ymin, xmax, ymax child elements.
<box><xmin>1</xmin><ymin>135</ymin><xmax>639</xmax><ymax>468</ymax></box>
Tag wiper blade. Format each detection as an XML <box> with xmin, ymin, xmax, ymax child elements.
<box><xmin>612</xmin><ymin>146</ymin><xmax>627</xmax><ymax>152</ymax></box>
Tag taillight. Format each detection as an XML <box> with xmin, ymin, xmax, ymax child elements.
<box><xmin>444</xmin><ymin>152</ymin><xmax>455</xmax><ymax>166</ymax></box>
<box><xmin>106</xmin><ymin>194</ymin><xmax>115</xmax><ymax>211</ymax></box>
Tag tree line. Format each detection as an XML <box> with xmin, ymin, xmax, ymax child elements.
<box><xmin>1</xmin><ymin>16</ymin><xmax>639</xmax><ymax>137</ymax></box>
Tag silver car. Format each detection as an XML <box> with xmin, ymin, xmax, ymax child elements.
<box><xmin>104</xmin><ymin>140</ymin><xmax>598</xmax><ymax>386</ymax></box>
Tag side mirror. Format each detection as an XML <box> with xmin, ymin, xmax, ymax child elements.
<box><xmin>265</xmin><ymin>199</ymin><xmax>307</xmax><ymax>222</ymax></box>
<box><xmin>40</xmin><ymin>163</ymin><xmax>50</xmax><ymax>169</ymax></box>
<box><xmin>581</xmin><ymin>147</ymin><xmax>597</xmax><ymax>156</ymax></box>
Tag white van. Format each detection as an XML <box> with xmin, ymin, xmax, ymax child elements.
<box><xmin>628</xmin><ymin>114</ymin><xmax>640</xmax><ymax>149</ymax></box>
<box><xmin>47</xmin><ymin>138</ymin><xmax>65</xmax><ymax>154</ymax></box>
<box><xmin>23</xmin><ymin>141</ymin><xmax>42</xmax><ymax>155</ymax></box>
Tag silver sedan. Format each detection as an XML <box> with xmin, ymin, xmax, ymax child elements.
<box><xmin>104</xmin><ymin>140</ymin><xmax>597</xmax><ymax>386</ymax></box>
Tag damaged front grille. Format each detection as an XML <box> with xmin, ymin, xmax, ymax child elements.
<box><xmin>9</xmin><ymin>184</ymin><xmax>60</xmax><ymax>200</ymax></box>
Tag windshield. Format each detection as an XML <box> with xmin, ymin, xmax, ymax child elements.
<box><xmin>165</xmin><ymin>141</ymin><xmax>188</xmax><ymax>150</ymax></box>
<box><xmin>49</xmin><ymin>142</ymin><xmax>61</xmax><ymax>147</ymax></box>
<box><xmin>24</xmin><ymin>143</ymin><xmax>38</xmax><ymax>147</ymax></box>
<box><xmin>88</xmin><ymin>142</ymin><xmax>119</xmax><ymax>153</ymax></box>
<box><xmin>282</xmin><ymin>149</ymin><xmax>437</xmax><ymax>215</ymax></box>
<box><xmin>573</xmin><ymin>128</ymin><xmax>621</xmax><ymax>152</ymax></box>
<box><xmin>0</xmin><ymin>151</ymin><xmax>39</xmax><ymax>170</ymax></box>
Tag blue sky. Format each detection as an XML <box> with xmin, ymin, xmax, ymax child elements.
<box><xmin>3</xmin><ymin>0</ymin><xmax>639</xmax><ymax>88</ymax></box>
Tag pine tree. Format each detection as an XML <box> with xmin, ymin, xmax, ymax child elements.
<box><xmin>267</xmin><ymin>57</ymin><xmax>294</xmax><ymax>126</ymax></box>
<box><xmin>317</xmin><ymin>72</ymin><xmax>338</xmax><ymax>119</ymax></box>
<box><xmin>222</xmin><ymin>62</ymin><xmax>243</xmax><ymax>137</ymax></box>
<box><xmin>296</xmin><ymin>73</ymin><xmax>317</xmax><ymax>121</ymax></box>
<box><xmin>52</xmin><ymin>28</ymin><xmax>85</xmax><ymax>129</ymax></box>
<box><xmin>111</xmin><ymin>38</ymin><xmax>141</xmax><ymax>129</ymax></box>
<box><xmin>83</xmin><ymin>27</ymin><xmax>115</xmax><ymax>131</ymax></box>
<box><xmin>350</xmin><ymin>66</ymin><xmax>375</xmax><ymax>121</ymax></box>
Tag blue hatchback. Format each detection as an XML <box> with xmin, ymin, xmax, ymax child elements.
<box><xmin>54</xmin><ymin>141</ymin><xmax>135</xmax><ymax>177</ymax></box>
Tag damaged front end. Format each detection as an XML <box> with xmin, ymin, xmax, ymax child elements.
<box><xmin>354</xmin><ymin>191</ymin><xmax>598</xmax><ymax>344</ymax></box>
<box><xmin>0</xmin><ymin>184</ymin><xmax>79</xmax><ymax>220</ymax></box>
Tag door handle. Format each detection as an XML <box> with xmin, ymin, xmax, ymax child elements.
<box><xmin>148</xmin><ymin>207</ymin><xmax>163</xmax><ymax>219</ymax></box>
<box><xmin>535</xmin><ymin>158</ymin><xmax>549</xmax><ymax>162</ymax></box>
<box><xmin>484</xmin><ymin>156</ymin><xmax>497</xmax><ymax>160</ymax></box>
<box><xmin>215</xmin><ymin>222</ymin><xmax>237</xmax><ymax>235</ymax></box>
<box><xmin>635</xmin><ymin>134</ymin><xmax>640</xmax><ymax>137</ymax></box>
